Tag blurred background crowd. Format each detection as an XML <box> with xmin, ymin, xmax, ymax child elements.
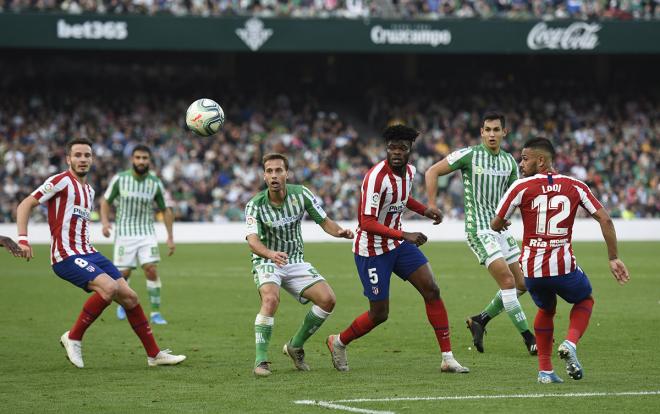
<box><xmin>1</xmin><ymin>54</ymin><xmax>658</xmax><ymax>224</ymax></box>
<box><xmin>1</xmin><ymin>0</ymin><xmax>659</xmax><ymax>20</ymax></box>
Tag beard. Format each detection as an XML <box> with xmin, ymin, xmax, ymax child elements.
<box><xmin>133</xmin><ymin>164</ymin><xmax>149</xmax><ymax>175</ymax></box>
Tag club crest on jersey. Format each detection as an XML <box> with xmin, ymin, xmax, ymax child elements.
<box><xmin>72</xmin><ymin>206</ymin><xmax>90</xmax><ymax>220</ymax></box>
<box><xmin>369</xmin><ymin>193</ymin><xmax>380</xmax><ymax>209</ymax></box>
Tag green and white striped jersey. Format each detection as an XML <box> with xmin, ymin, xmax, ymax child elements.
<box><xmin>447</xmin><ymin>144</ymin><xmax>518</xmax><ymax>233</ymax></box>
<box><xmin>104</xmin><ymin>170</ymin><xmax>169</xmax><ymax>237</ymax></box>
<box><xmin>245</xmin><ymin>184</ymin><xmax>327</xmax><ymax>268</ymax></box>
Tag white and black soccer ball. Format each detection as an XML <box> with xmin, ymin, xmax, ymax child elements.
<box><xmin>185</xmin><ymin>98</ymin><xmax>225</xmax><ymax>137</ymax></box>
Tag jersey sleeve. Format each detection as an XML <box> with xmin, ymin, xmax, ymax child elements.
<box><xmin>446</xmin><ymin>147</ymin><xmax>473</xmax><ymax>172</ymax></box>
<box><xmin>302</xmin><ymin>186</ymin><xmax>327</xmax><ymax>224</ymax></box>
<box><xmin>573</xmin><ymin>180</ymin><xmax>603</xmax><ymax>214</ymax></box>
<box><xmin>507</xmin><ymin>154</ymin><xmax>519</xmax><ymax>187</ymax></box>
<box><xmin>31</xmin><ymin>174</ymin><xmax>68</xmax><ymax>204</ymax></box>
<box><xmin>495</xmin><ymin>180</ymin><xmax>527</xmax><ymax>220</ymax></box>
<box><xmin>104</xmin><ymin>175</ymin><xmax>120</xmax><ymax>203</ymax></box>
<box><xmin>245</xmin><ymin>200</ymin><xmax>261</xmax><ymax>237</ymax></box>
<box><xmin>362</xmin><ymin>168</ymin><xmax>386</xmax><ymax>217</ymax></box>
<box><xmin>154</xmin><ymin>179</ymin><xmax>170</xmax><ymax>210</ymax></box>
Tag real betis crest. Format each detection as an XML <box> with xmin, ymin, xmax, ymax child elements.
<box><xmin>236</xmin><ymin>18</ymin><xmax>273</xmax><ymax>52</ymax></box>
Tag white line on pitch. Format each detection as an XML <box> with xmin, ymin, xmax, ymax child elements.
<box><xmin>331</xmin><ymin>390</ymin><xmax>660</xmax><ymax>403</ymax></box>
<box><xmin>294</xmin><ymin>391</ymin><xmax>660</xmax><ymax>414</ymax></box>
<box><xmin>294</xmin><ymin>400</ymin><xmax>394</xmax><ymax>414</ymax></box>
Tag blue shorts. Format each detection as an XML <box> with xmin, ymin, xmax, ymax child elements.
<box><xmin>52</xmin><ymin>252</ymin><xmax>122</xmax><ymax>291</ymax></box>
<box><xmin>355</xmin><ymin>241</ymin><xmax>429</xmax><ymax>301</ymax></box>
<box><xmin>524</xmin><ymin>267</ymin><xmax>593</xmax><ymax>310</ymax></box>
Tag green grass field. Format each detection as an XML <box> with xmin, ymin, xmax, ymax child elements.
<box><xmin>1</xmin><ymin>242</ymin><xmax>659</xmax><ymax>413</ymax></box>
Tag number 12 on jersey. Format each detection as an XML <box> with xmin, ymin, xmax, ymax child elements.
<box><xmin>531</xmin><ymin>194</ymin><xmax>570</xmax><ymax>236</ymax></box>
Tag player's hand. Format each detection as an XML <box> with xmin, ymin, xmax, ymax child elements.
<box><xmin>495</xmin><ymin>220</ymin><xmax>512</xmax><ymax>233</ymax></box>
<box><xmin>609</xmin><ymin>258</ymin><xmax>630</xmax><ymax>285</ymax></box>
<box><xmin>269</xmin><ymin>251</ymin><xmax>288</xmax><ymax>267</ymax></box>
<box><xmin>18</xmin><ymin>242</ymin><xmax>33</xmax><ymax>261</ymax></box>
<box><xmin>423</xmin><ymin>207</ymin><xmax>443</xmax><ymax>225</ymax></box>
<box><xmin>102</xmin><ymin>223</ymin><xmax>112</xmax><ymax>238</ymax></box>
<box><xmin>0</xmin><ymin>236</ymin><xmax>24</xmax><ymax>257</ymax></box>
<box><xmin>166</xmin><ymin>238</ymin><xmax>175</xmax><ymax>256</ymax></box>
<box><xmin>337</xmin><ymin>228</ymin><xmax>354</xmax><ymax>239</ymax></box>
<box><xmin>402</xmin><ymin>231</ymin><xmax>428</xmax><ymax>247</ymax></box>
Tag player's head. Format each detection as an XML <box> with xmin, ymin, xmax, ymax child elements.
<box><xmin>383</xmin><ymin>124</ymin><xmax>418</xmax><ymax>170</ymax></box>
<box><xmin>262</xmin><ymin>153</ymin><xmax>289</xmax><ymax>193</ymax></box>
<box><xmin>132</xmin><ymin>144</ymin><xmax>152</xmax><ymax>175</ymax></box>
<box><xmin>480</xmin><ymin>111</ymin><xmax>507</xmax><ymax>152</ymax></box>
<box><xmin>65</xmin><ymin>138</ymin><xmax>93</xmax><ymax>178</ymax></box>
<box><xmin>520</xmin><ymin>137</ymin><xmax>556</xmax><ymax>177</ymax></box>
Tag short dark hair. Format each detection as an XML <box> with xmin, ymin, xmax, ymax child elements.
<box><xmin>262</xmin><ymin>153</ymin><xmax>289</xmax><ymax>170</ymax></box>
<box><xmin>482</xmin><ymin>111</ymin><xmax>506</xmax><ymax>129</ymax></box>
<box><xmin>382</xmin><ymin>124</ymin><xmax>419</xmax><ymax>144</ymax></box>
<box><xmin>523</xmin><ymin>137</ymin><xmax>556</xmax><ymax>160</ymax></box>
<box><xmin>132</xmin><ymin>144</ymin><xmax>152</xmax><ymax>156</ymax></box>
<box><xmin>66</xmin><ymin>138</ymin><xmax>93</xmax><ymax>155</ymax></box>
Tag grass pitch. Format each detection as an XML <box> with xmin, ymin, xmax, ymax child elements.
<box><xmin>1</xmin><ymin>242</ymin><xmax>658</xmax><ymax>413</ymax></box>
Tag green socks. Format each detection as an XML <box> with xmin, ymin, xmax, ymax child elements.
<box><xmin>290</xmin><ymin>305</ymin><xmax>331</xmax><ymax>348</ymax></box>
<box><xmin>255</xmin><ymin>314</ymin><xmax>274</xmax><ymax>366</ymax></box>
<box><xmin>500</xmin><ymin>288</ymin><xmax>530</xmax><ymax>334</ymax></box>
<box><xmin>146</xmin><ymin>279</ymin><xmax>162</xmax><ymax>313</ymax></box>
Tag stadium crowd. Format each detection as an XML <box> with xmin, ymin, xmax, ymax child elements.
<box><xmin>1</xmin><ymin>0</ymin><xmax>659</xmax><ymax>20</ymax></box>
<box><xmin>1</xmin><ymin>70</ymin><xmax>658</xmax><ymax>224</ymax></box>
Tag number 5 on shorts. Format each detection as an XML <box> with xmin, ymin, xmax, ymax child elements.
<box><xmin>368</xmin><ymin>268</ymin><xmax>378</xmax><ymax>284</ymax></box>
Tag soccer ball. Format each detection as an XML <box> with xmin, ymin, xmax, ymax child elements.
<box><xmin>186</xmin><ymin>98</ymin><xmax>225</xmax><ymax>137</ymax></box>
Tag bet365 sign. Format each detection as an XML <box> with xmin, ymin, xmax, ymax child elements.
<box><xmin>57</xmin><ymin>19</ymin><xmax>128</xmax><ymax>40</ymax></box>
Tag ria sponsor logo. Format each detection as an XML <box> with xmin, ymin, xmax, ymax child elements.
<box><xmin>388</xmin><ymin>203</ymin><xmax>405</xmax><ymax>213</ymax></box>
<box><xmin>57</xmin><ymin>19</ymin><xmax>128</xmax><ymax>40</ymax></box>
<box><xmin>528</xmin><ymin>238</ymin><xmax>569</xmax><ymax>248</ymax></box>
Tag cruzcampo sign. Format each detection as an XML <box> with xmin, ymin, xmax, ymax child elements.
<box><xmin>0</xmin><ymin>14</ymin><xmax>658</xmax><ymax>54</ymax></box>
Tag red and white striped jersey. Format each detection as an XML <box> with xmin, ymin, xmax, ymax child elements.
<box><xmin>31</xmin><ymin>171</ymin><xmax>98</xmax><ymax>264</ymax></box>
<box><xmin>495</xmin><ymin>172</ymin><xmax>603</xmax><ymax>278</ymax></box>
<box><xmin>354</xmin><ymin>160</ymin><xmax>415</xmax><ymax>257</ymax></box>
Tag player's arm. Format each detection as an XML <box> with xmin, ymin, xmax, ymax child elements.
<box><xmin>592</xmin><ymin>208</ymin><xmax>630</xmax><ymax>285</ymax></box>
<box><xmin>0</xmin><ymin>235</ymin><xmax>24</xmax><ymax>257</ymax></box>
<box><xmin>155</xmin><ymin>181</ymin><xmax>175</xmax><ymax>256</ymax></box>
<box><xmin>424</xmin><ymin>158</ymin><xmax>453</xmax><ymax>209</ymax></box>
<box><xmin>491</xmin><ymin>181</ymin><xmax>523</xmax><ymax>232</ymax></box>
<box><xmin>406</xmin><ymin>197</ymin><xmax>442</xmax><ymax>225</ymax></box>
<box><xmin>16</xmin><ymin>195</ymin><xmax>39</xmax><ymax>261</ymax></box>
<box><xmin>246</xmin><ymin>234</ymin><xmax>288</xmax><ymax>267</ymax></box>
<box><xmin>319</xmin><ymin>217</ymin><xmax>354</xmax><ymax>239</ymax></box>
<box><xmin>100</xmin><ymin>197</ymin><xmax>113</xmax><ymax>238</ymax></box>
<box><xmin>101</xmin><ymin>175</ymin><xmax>119</xmax><ymax>238</ymax></box>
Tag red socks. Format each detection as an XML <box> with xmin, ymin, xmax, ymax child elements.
<box><xmin>567</xmin><ymin>297</ymin><xmax>594</xmax><ymax>345</ymax></box>
<box><xmin>69</xmin><ymin>293</ymin><xmax>111</xmax><ymax>341</ymax></box>
<box><xmin>339</xmin><ymin>311</ymin><xmax>376</xmax><ymax>345</ymax></box>
<box><xmin>125</xmin><ymin>304</ymin><xmax>160</xmax><ymax>358</ymax></box>
<box><xmin>534</xmin><ymin>307</ymin><xmax>556</xmax><ymax>371</ymax></box>
<box><xmin>425</xmin><ymin>299</ymin><xmax>451</xmax><ymax>352</ymax></box>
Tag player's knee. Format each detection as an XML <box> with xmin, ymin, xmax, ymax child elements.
<box><xmin>370</xmin><ymin>309</ymin><xmax>389</xmax><ymax>325</ymax></box>
<box><xmin>261</xmin><ymin>294</ymin><xmax>279</xmax><ymax>313</ymax></box>
<box><xmin>97</xmin><ymin>281</ymin><xmax>118</xmax><ymax>302</ymax></box>
<box><xmin>120</xmin><ymin>289</ymin><xmax>140</xmax><ymax>309</ymax></box>
<box><xmin>317</xmin><ymin>292</ymin><xmax>336</xmax><ymax>312</ymax></box>
<box><xmin>143</xmin><ymin>265</ymin><xmax>158</xmax><ymax>280</ymax></box>
<box><xmin>422</xmin><ymin>284</ymin><xmax>441</xmax><ymax>302</ymax></box>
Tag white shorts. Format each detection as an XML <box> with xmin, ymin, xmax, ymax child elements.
<box><xmin>252</xmin><ymin>262</ymin><xmax>325</xmax><ymax>304</ymax></box>
<box><xmin>466</xmin><ymin>229</ymin><xmax>521</xmax><ymax>268</ymax></box>
<box><xmin>114</xmin><ymin>236</ymin><xmax>160</xmax><ymax>270</ymax></box>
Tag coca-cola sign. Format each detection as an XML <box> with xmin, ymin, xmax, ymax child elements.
<box><xmin>527</xmin><ymin>22</ymin><xmax>601</xmax><ymax>51</ymax></box>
